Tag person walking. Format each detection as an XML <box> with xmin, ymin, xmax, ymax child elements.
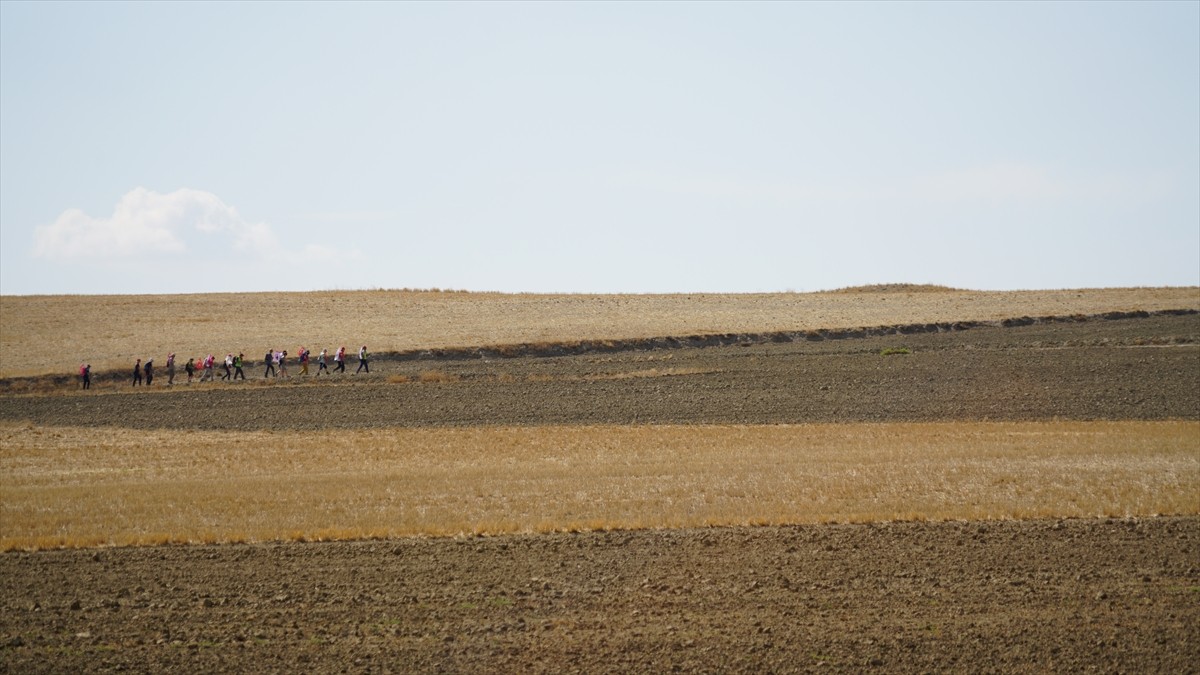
<box><xmin>80</xmin><ymin>363</ymin><xmax>91</xmax><ymax>390</ymax></box>
<box><xmin>166</xmin><ymin>353</ymin><xmax>176</xmax><ymax>386</ymax></box>
<box><xmin>334</xmin><ymin>346</ymin><xmax>346</xmax><ymax>373</ymax></box>
<box><xmin>356</xmin><ymin>345</ymin><xmax>369</xmax><ymax>374</ymax></box>
<box><xmin>278</xmin><ymin>350</ymin><xmax>289</xmax><ymax>378</ymax></box>
<box><xmin>222</xmin><ymin>354</ymin><xmax>233</xmax><ymax>380</ymax></box>
<box><xmin>234</xmin><ymin>353</ymin><xmax>245</xmax><ymax>380</ymax></box>
<box><xmin>201</xmin><ymin>354</ymin><xmax>215</xmax><ymax>382</ymax></box>
<box><xmin>144</xmin><ymin>358</ymin><xmax>154</xmax><ymax>386</ymax></box>
<box><xmin>185</xmin><ymin>357</ymin><xmax>196</xmax><ymax>383</ymax></box>
<box><xmin>133</xmin><ymin>359</ymin><xmax>143</xmax><ymax>386</ymax></box>
<box><xmin>316</xmin><ymin>348</ymin><xmax>329</xmax><ymax>376</ymax></box>
<box><xmin>298</xmin><ymin>347</ymin><xmax>310</xmax><ymax>376</ymax></box>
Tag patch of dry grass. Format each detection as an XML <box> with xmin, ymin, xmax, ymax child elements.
<box><xmin>1</xmin><ymin>421</ymin><xmax>1195</xmax><ymax>550</ymax></box>
<box><xmin>2</xmin><ymin>287</ymin><xmax>1196</xmax><ymax>377</ymax></box>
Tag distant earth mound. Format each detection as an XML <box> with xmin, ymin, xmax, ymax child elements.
<box><xmin>826</xmin><ymin>283</ymin><xmax>961</xmax><ymax>293</ymax></box>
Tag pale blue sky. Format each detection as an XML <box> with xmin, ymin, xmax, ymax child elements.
<box><xmin>2</xmin><ymin>1</ymin><xmax>1197</xmax><ymax>295</ymax></box>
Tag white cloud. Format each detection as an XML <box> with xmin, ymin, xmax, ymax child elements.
<box><xmin>31</xmin><ymin>187</ymin><xmax>362</xmax><ymax>264</ymax></box>
<box><xmin>32</xmin><ymin>187</ymin><xmax>266</xmax><ymax>260</ymax></box>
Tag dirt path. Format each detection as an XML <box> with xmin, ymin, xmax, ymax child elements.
<box><xmin>2</xmin><ymin>517</ymin><xmax>1197</xmax><ymax>673</ymax></box>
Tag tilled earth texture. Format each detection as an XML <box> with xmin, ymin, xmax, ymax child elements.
<box><xmin>2</xmin><ymin>312</ymin><xmax>1199</xmax><ymax>673</ymax></box>
<box><xmin>2</xmin><ymin>519</ymin><xmax>1197</xmax><ymax>674</ymax></box>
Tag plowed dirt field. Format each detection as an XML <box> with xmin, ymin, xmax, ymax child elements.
<box><xmin>2</xmin><ymin>307</ymin><xmax>1198</xmax><ymax>673</ymax></box>
<box><xmin>3</xmin><ymin>518</ymin><xmax>1198</xmax><ymax>674</ymax></box>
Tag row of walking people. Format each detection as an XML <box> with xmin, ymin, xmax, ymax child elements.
<box><xmin>79</xmin><ymin>346</ymin><xmax>370</xmax><ymax>389</ymax></box>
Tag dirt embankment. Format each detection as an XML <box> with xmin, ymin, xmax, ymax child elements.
<box><xmin>2</xmin><ymin>517</ymin><xmax>1197</xmax><ymax>674</ymax></box>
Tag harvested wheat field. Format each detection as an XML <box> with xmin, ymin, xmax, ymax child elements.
<box><xmin>1</xmin><ymin>287</ymin><xmax>1199</xmax><ymax>673</ymax></box>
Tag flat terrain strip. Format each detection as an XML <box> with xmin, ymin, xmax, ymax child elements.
<box><xmin>2</xmin><ymin>517</ymin><xmax>1197</xmax><ymax>673</ymax></box>
<box><xmin>2</xmin><ymin>421</ymin><xmax>1195</xmax><ymax>550</ymax></box>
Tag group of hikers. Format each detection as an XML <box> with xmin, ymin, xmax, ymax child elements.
<box><xmin>79</xmin><ymin>346</ymin><xmax>371</xmax><ymax>389</ymax></box>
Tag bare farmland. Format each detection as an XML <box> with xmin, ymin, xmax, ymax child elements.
<box><xmin>1</xmin><ymin>288</ymin><xmax>1198</xmax><ymax>673</ymax></box>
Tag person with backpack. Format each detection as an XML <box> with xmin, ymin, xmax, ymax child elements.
<box><xmin>166</xmin><ymin>353</ymin><xmax>176</xmax><ymax>385</ymax></box>
<box><xmin>144</xmin><ymin>358</ymin><xmax>154</xmax><ymax>386</ymax></box>
<box><xmin>185</xmin><ymin>357</ymin><xmax>196</xmax><ymax>383</ymax></box>
<box><xmin>278</xmin><ymin>350</ymin><xmax>289</xmax><ymax>378</ymax></box>
<box><xmin>334</xmin><ymin>346</ymin><xmax>346</xmax><ymax>373</ymax></box>
<box><xmin>356</xmin><ymin>345</ymin><xmax>369</xmax><ymax>374</ymax></box>
<box><xmin>80</xmin><ymin>363</ymin><xmax>91</xmax><ymax>390</ymax></box>
<box><xmin>234</xmin><ymin>353</ymin><xmax>245</xmax><ymax>380</ymax></box>
<box><xmin>222</xmin><ymin>354</ymin><xmax>233</xmax><ymax>380</ymax></box>
<box><xmin>264</xmin><ymin>349</ymin><xmax>276</xmax><ymax>378</ymax></box>
<box><xmin>132</xmin><ymin>359</ymin><xmax>142</xmax><ymax>386</ymax></box>
<box><xmin>200</xmin><ymin>354</ymin><xmax>215</xmax><ymax>382</ymax></box>
<box><xmin>316</xmin><ymin>348</ymin><xmax>329</xmax><ymax>376</ymax></box>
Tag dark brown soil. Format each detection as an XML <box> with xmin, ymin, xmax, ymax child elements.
<box><xmin>2</xmin><ymin>313</ymin><xmax>1198</xmax><ymax>673</ymax></box>
<box><xmin>2</xmin><ymin>518</ymin><xmax>1197</xmax><ymax>673</ymax></box>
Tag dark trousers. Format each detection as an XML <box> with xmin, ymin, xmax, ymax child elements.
<box><xmin>82</xmin><ymin>375</ymin><xmax>90</xmax><ymax>390</ymax></box>
<box><xmin>356</xmin><ymin>359</ymin><xmax>369</xmax><ymax>373</ymax></box>
<box><xmin>265</xmin><ymin>364</ymin><xmax>276</xmax><ymax>378</ymax></box>
<box><xmin>334</xmin><ymin>360</ymin><xmax>345</xmax><ymax>373</ymax></box>
<box><xmin>133</xmin><ymin>371</ymin><xmax>142</xmax><ymax>386</ymax></box>
<box><xmin>234</xmin><ymin>367</ymin><xmax>245</xmax><ymax>380</ymax></box>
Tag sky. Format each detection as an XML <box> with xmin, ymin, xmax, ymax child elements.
<box><xmin>1</xmin><ymin>1</ymin><xmax>1197</xmax><ymax>295</ymax></box>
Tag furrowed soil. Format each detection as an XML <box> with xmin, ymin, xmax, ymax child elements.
<box><xmin>2</xmin><ymin>304</ymin><xmax>1199</xmax><ymax>672</ymax></box>
<box><xmin>2</xmin><ymin>518</ymin><xmax>1197</xmax><ymax>674</ymax></box>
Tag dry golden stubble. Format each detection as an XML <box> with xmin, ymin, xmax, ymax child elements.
<box><xmin>1</xmin><ymin>421</ymin><xmax>1196</xmax><ymax>550</ymax></box>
